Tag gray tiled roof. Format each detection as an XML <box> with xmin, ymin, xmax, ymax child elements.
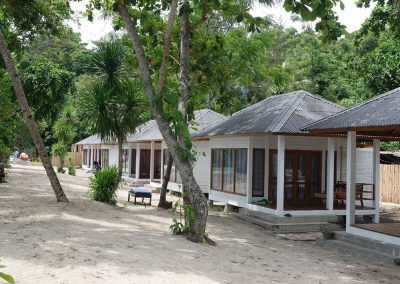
<box><xmin>128</xmin><ymin>109</ymin><xmax>226</xmax><ymax>142</ymax></box>
<box><xmin>75</xmin><ymin>135</ymin><xmax>102</xmax><ymax>145</ymax></box>
<box><xmin>305</xmin><ymin>87</ymin><xmax>400</xmax><ymax>132</ymax></box>
<box><xmin>76</xmin><ymin>109</ymin><xmax>225</xmax><ymax>145</ymax></box>
<box><xmin>193</xmin><ymin>90</ymin><xmax>345</xmax><ymax>137</ymax></box>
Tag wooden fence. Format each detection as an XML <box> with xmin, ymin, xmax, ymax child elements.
<box><xmin>380</xmin><ymin>164</ymin><xmax>400</xmax><ymax>204</ymax></box>
<box><xmin>52</xmin><ymin>152</ymin><xmax>82</xmax><ymax>168</ymax></box>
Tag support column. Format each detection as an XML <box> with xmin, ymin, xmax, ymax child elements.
<box><xmin>246</xmin><ymin>138</ymin><xmax>253</xmax><ymax>204</ymax></box>
<box><xmin>150</xmin><ymin>141</ymin><xmax>155</xmax><ymax>181</ymax></box>
<box><xmin>135</xmin><ymin>143</ymin><xmax>140</xmax><ymax>180</ymax></box>
<box><xmin>373</xmin><ymin>139</ymin><xmax>380</xmax><ymax>223</ymax></box>
<box><xmin>160</xmin><ymin>148</ymin><xmax>164</xmax><ymax>181</ymax></box>
<box><xmin>327</xmin><ymin>137</ymin><xmax>335</xmax><ymax>210</ymax></box>
<box><xmin>90</xmin><ymin>146</ymin><xmax>94</xmax><ymax>169</ymax></box>
<box><xmin>277</xmin><ymin>135</ymin><xmax>285</xmax><ymax>215</ymax></box>
<box><xmin>264</xmin><ymin>135</ymin><xmax>270</xmax><ymax>200</ymax></box>
<box><xmin>346</xmin><ymin>131</ymin><xmax>356</xmax><ymax>230</ymax></box>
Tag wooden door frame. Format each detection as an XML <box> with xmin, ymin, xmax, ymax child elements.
<box><xmin>268</xmin><ymin>149</ymin><xmax>322</xmax><ymax>205</ymax></box>
<box><xmin>139</xmin><ymin>149</ymin><xmax>151</xmax><ymax>179</ymax></box>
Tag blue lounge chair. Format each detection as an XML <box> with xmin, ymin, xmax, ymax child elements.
<box><xmin>128</xmin><ymin>187</ymin><xmax>152</xmax><ymax>206</ymax></box>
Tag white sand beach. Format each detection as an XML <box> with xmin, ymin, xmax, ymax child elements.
<box><xmin>0</xmin><ymin>164</ymin><xmax>399</xmax><ymax>284</ymax></box>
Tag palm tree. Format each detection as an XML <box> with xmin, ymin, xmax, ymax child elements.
<box><xmin>78</xmin><ymin>41</ymin><xmax>149</xmax><ymax>178</ymax></box>
<box><xmin>52</xmin><ymin>106</ymin><xmax>77</xmax><ymax>172</ymax></box>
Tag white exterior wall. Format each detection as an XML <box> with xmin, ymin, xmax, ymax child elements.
<box><xmin>160</xmin><ymin>140</ymin><xmax>211</xmax><ymax>194</ymax></box>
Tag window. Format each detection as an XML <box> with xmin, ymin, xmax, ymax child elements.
<box><xmin>211</xmin><ymin>150</ymin><xmax>223</xmax><ymax>190</ymax></box>
<box><xmin>252</xmin><ymin>149</ymin><xmax>264</xmax><ymax>197</ymax></box>
<box><xmin>122</xmin><ymin>149</ymin><xmax>129</xmax><ymax>174</ymax></box>
<box><xmin>223</xmin><ymin>150</ymin><xmax>234</xmax><ymax>192</ymax></box>
<box><xmin>101</xmin><ymin>149</ymin><xmax>109</xmax><ymax>168</ymax></box>
<box><xmin>211</xmin><ymin>149</ymin><xmax>248</xmax><ymax>195</ymax></box>
<box><xmin>235</xmin><ymin>149</ymin><xmax>248</xmax><ymax>195</ymax></box>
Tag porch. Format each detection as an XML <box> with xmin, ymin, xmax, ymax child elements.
<box><xmin>209</xmin><ymin>134</ymin><xmax>378</xmax><ymax>217</ymax></box>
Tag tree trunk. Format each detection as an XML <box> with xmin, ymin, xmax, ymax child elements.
<box><xmin>117</xmin><ymin>139</ymin><xmax>123</xmax><ymax>179</ymax></box>
<box><xmin>158</xmin><ymin>152</ymin><xmax>173</xmax><ymax>209</ymax></box>
<box><xmin>116</xmin><ymin>3</ymin><xmax>208</xmax><ymax>242</ymax></box>
<box><xmin>0</xmin><ymin>30</ymin><xmax>68</xmax><ymax>202</ymax></box>
<box><xmin>177</xmin><ymin>1</ymin><xmax>209</xmax><ymax>242</ymax></box>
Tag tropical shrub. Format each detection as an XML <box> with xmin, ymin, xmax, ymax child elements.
<box><xmin>68</xmin><ymin>164</ymin><xmax>76</xmax><ymax>176</ymax></box>
<box><xmin>88</xmin><ymin>166</ymin><xmax>120</xmax><ymax>205</ymax></box>
<box><xmin>51</xmin><ymin>142</ymin><xmax>67</xmax><ymax>173</ymax></box>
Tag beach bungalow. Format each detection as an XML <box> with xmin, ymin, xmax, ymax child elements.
<box><xmin>306</xmin><ymin>87</ymin><xmax>400</xmax><ymax>246</ymax></box>
<box><xmin>193</xmin><ymin>90</ymin><xmax>376</xmax><ymax>218</ymax></box>
<box><xmin>76</xmin><ymin>109</ymin><xmax>225</xmax><ymax>191</ymax></box>
<box><xmin>76</xmin><ymin>135</ymin><xmax>116</xmax><ymax>170</ymax></box>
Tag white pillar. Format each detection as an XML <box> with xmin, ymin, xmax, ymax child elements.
<box><xmin>277</xmin><ymin>135</ymin><xmax>285</xmax><ymax>215</ymax></box>
<box><xmin>373</xmin><ymin>139</ymin><xmax>380</xmax><ymax>223</ymax></box>
<box><xmin>135</xmin><ymin>143</ymin><xmax>140</xmax><ymax>180</ymax></box>
<box><xmin>150</xmin><ymin>141</ymin><xmax>155</xmax><ymax>181</ymax></box>
<box><xmin>327</xmin><ymin>138</ymin><xmax>335</xmax><ymax>210</ymax></box>
<box><xmin>264</xmin><ymin>135</ymin><xmax>270</xmax><ymax>200</ymax></box>
<box><xmin>90</xmin><ymin>146</ymin><xmax>95</xmax><ymax>169</ymax></box>
<box><xmin>160</xmin><ymin>147</ymin><xmax>164</xmax><ymax>180</ymax></box>
<box><xmin>346</xmin><ymin>131</ymin><xmax>356</xmax><ymax>229</ymax></box>
<box><xmin>246</xmin><ymin>138</ymin><xmax>253</xmax><ymax>204</ymax></box>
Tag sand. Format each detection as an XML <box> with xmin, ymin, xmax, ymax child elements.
<box><xmin>0</xmin><ymin>164</ymin><xmax>399</xmax><ymax>284</ymax></box>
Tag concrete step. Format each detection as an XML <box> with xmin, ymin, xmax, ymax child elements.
<box><xmin>317</xmin><ymin>234</ymin><xmax>400</xmax><ymax>265</ymax></box>
<box><xmin>234</xmin><ymin>214</ymin><xmax>342</xmax><ymax>233</ymax></box>
<box><xmin>333</xmin><ymin>231</ymin><xmax>400</xmax><ymax>258</ymax></box>
<box><xmin>238</xmin><ymin>208</ymin><xmax>340</xmax><ymax>224</ymax></box>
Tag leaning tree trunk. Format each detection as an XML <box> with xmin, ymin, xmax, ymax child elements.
<box><xmin>117</xmin><ymin>139</ymin><xmax>123</xmax><ymax>179</ymax></box>
<box><xmin>116</xmin><ymin>2</ymin><xmax>208</xmax><ymax>242</ymax></box>
<box><xmin>158</xmin><ymin>152</ymin><xmax>173</xmax><ymax>209</ymax></box>
<box><xmin>0</xmin><ymin>30</ymin><xmax>68</xmax><ymax>202</ymax></box>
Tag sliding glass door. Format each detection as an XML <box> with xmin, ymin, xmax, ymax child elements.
<box><xmin>269</xmin><ymin>150</ymin><xmax>322</xmax><ymax>205</ymax></box>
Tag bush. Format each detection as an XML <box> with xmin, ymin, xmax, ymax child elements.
<box><xmin>88</xmin><ymin>166</ymin><xmax>120</xmax><ymax>205</ymax></box>
<box><xmin>68</xmin><ymin>164</ymin><xmax>76</xmax><ymax>176</ymax></box>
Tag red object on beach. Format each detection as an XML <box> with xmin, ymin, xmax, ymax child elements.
<box><xmin>20</xmin><ymin>153</ymin><xmax>29</xmax><ymax>161</ymax></box>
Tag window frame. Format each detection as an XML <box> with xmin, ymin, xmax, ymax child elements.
<box><xmin>211</xmin><ymin>148</ymin><xmax>248</xmax><ymax>196</ymax></box>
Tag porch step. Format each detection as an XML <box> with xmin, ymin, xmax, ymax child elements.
<box><xmin>143</xmin><ymin>183</ymin><xmax>162</xmax><ymax>193</ymax></box>
<box><xmin>234</xmin><ymin>214</ymin><xmax>342</xmax><ymax>233</ymax></box>
<box><xmin>317</xmin><ymin>231</ymin><xmax>400</xmax><ymax>265</ymax></box>
<box><xmin>238</xmin><ymin>208</ymin><xmax>340</xmax><ymax>224</ymax></box>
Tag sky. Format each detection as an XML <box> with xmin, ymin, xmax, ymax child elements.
<box><xmin>68</xmin><ymin>0</ymin><xmax>374</xmax><ymax>47</ymax></box>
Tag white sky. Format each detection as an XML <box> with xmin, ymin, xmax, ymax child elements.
<box><xmin>68</xmin><ymin>0</ymin><xmax>374</xmax><ymax>47</ymax></box>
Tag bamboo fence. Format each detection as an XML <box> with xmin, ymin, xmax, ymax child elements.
<box><xmin>380</xmin><ymin>164</ymin><xmax>400</xmax><ymax>204</ymax></box>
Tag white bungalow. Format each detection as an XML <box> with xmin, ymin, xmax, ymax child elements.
<box><xmin>306</xmin><ymin>87</ymin><xmax>400</xmax><ymax>246</ymax></box>
<box><xmin>76</xmin><ymin>109</ymin><xmax>225</xmax><ymax>193</ymax></box>
<box><xmin>193</xmin><ymin>90</ymin><xmax>376</xmax><ymax>218</ymax></box>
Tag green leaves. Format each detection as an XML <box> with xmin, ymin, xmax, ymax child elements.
<box><xmin>0</xmin><ymin>260</ymin><xmax>15</xmax><ymax>284</ymax></box>
<box><xmin>0</xmin><ymin>272</ymin><xmax>15</xmax><ymax>284</ymax></box>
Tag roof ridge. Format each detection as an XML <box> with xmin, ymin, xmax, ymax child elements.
<box><xmin>272</xmin><ymin>91</ymin><xmax>307</xmax><ymax>132</ymax></box>
<box><xmin>305</xmin><ymin>87</ymin><xmax>400</xmax><ymax>130</ymax></box>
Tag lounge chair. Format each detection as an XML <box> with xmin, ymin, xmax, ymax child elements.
<box><xmin>128</xmin><ymin>187</ymin><xmax>152</xmax><ymax>206</ymax></box>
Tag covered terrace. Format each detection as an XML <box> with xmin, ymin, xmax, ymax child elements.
<box><xmin>306</xmin><ymin>87</ymin><xmax>400</xmax><ymax>246</ymax></box>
